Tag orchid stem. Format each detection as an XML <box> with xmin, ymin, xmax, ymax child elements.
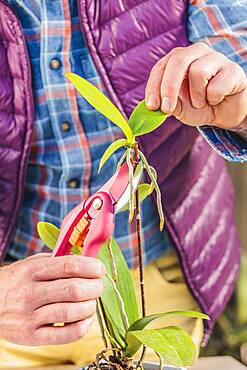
<box><xmin>133</xmin><ymin>142</ymin><xmax>146</xmax><ymax>363</ymax></box>
<box><xmin>156</xmin><ymin>351</ymin><xmax>164</xmax><ymax>370</ymax></box>
<box><xmin>96</xmin><ymin>298</ymin><xmax>109</xmax><ymax>348</ymax></box>
<box><xmin>127</xmin><ymin>148</ymin><xmax>135</xmax><ymax>222</ymax></box>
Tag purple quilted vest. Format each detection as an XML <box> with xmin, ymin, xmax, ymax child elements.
<box><xmin>0</xmin><ymin>0</ymin><xmax>241</xmax><ymax>343</ymax></box>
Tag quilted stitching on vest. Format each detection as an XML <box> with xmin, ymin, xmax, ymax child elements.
<box><xmin>88</xmin><ymin>0</ymin><xmax>190</xmax><ymax>112</ymax></box>
<box><xmin>0</xmin><ymin>1</ymin><xmax>33</xmax><ymax>260</ymax></box>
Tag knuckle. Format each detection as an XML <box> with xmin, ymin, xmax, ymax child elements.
<box><xmin>66</xmin><ymin>281</ymin><xmax>81</xmax><ymax>300</ymax></box>
<box><xmin>193</xmin><ymin>42</ymin><xmax>210</xmax><ymax>51</ymax></box>
<box><xmin>32</xmin><ymin>309</ymin><xmax>47</xmax><ymax>326</ymax></box>
<box><xmin>207</xmin><ymin>86</ymin><xmax>223</xmax><ymax>104</ymax></box>
<box><xmin>151</xmin><ymin>47</ymin><xmax>185</xmax><ymax>74</ymax></box>
<box><xmin>28</xmin><ymin>262</ymin><xmax>41</xmax><ymax>280</ymax></box>
<box><xmin>207</xmin><ymin>85</ymin><xmax>221</xmax><ymax>98</ymax></box>
<box><xmin>62</xmin><ymin>258</ymin><xmax>78</xmax><ymax>276</ymax></box>
<box><xmin>216</xmin><ymin>51</ymin><xmax>227</xmax><ymax>61</ymax></box>
<box><xmin>227</xmin><ymin>61</ymin><xmax>243</xmax><ymax>75</ymax></box>
<box><xmin>224</xmin><ymin>62</ymin><xmax>247</xmax><ymax>88</ymax></box>
<box><xmin>151</xmin><ymin>59</ymin><xmax>164</xmax><ymax>73</ymax></box>
<box><xmin>200</xmin><ymin>65</ymin><xmax>212</xmax><ymax>78</ymax></box>
<box><xmin>190</xmin><ymin>64</ymin><xmax>210</xmax><ymax>83</ymax></box>
<box><xmin>58</xmin><ymin>307</ymin><xmax>69</xmax><ymax>323</ymax></box>
<box><xmin>173</xmin><ymin>52</ymin><xmax>192</xmax><ymax>67</ymax></box>
<box><xmin>167</xmin><ymin>47</ymin><xmax>184</xmax><ymax>58</ymax></box>
<box><xmin>169</xmin><ymin>54</ymin><xmax>183</xmax><ymax>66</ymax></box>
<box><xmin>172</xmin><ymin>46</ymin><xmax>184</xmax><ymax>53</ymax></box>
<box><xmin>29</xmin><ymin>309</ymin><xmax>38</xmax><ymax>324</ymax></box>
<box><xmin>22</xmin><ymin>284</ymin><xmax>36</xmax><ymax>305</ymax></box>
<box><xmin>189</xmin><ymin>62</ymin><xmax>201</xmax><ymax>77</ymax></box>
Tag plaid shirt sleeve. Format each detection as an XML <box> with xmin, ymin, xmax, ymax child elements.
<box><xmin>188</xmin><ymin>0</ymin><xmax>247</xmax><ymax>163</ymax></box>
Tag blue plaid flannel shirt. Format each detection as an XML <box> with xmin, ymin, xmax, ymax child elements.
<box><xmin>188</xmin><ymin>0</ymin><xmax>247</xmax><ymax>162</ymax></box>
<box><xmin>6</xmin><ymin>0</ymin><xmax>247</xmax><ymax>265</ymax></box>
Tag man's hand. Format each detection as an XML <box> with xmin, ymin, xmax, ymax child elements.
<box><xmin>145</xmin><ymin>43</ymin><xmax>247</xmax><ymax>131</ymax></box>
<box><xmin>0</xmin><ymin>253</ymin><xmax>105</xmax><ymax>345</ymax></box>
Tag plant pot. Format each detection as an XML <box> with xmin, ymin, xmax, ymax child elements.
<box><xmin>81</xmin><ymin>361</ymin><xmax>186</xmax><ymax>370</ymax></box>
<box><xmin>143</xmin><ymin>361</ymin><xmax>186</xmax><ymax>370</ymax></box>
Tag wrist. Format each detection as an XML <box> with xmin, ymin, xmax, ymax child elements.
<box><xmin>230</xmin><ymin>115</ymin><xmax>247</xmax><ymax>141</ymax></box>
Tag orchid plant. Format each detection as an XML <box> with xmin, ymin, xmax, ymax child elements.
<box><xmin>37</xmin><ymin>73</ymin><xmax>209</xmax><ymax>369</ymax></box>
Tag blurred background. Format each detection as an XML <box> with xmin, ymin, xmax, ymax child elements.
<box><xmin>202</xmin><ymin>163</ymin><xmax>247</xmax><ymax>364</ymax></box>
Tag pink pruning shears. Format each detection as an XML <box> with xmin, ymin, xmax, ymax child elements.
<box><xmin>52</xmin><ymin>162</ymin><xmax>143</xmax><ymax>258</ymax></box>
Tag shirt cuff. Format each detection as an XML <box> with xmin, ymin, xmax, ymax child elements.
<box><xmin>198</xmin><ymin>126</ymin><xmax>247</xmax><ymax>163</ymax></box>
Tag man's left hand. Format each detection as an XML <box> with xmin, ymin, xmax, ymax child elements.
<box><xmin>145</xmin><ymin>42</ymin><xmax>247</xmax><ymax>131</ymax></box>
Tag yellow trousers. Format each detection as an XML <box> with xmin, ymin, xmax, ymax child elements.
<box><xmin>0</xmin><ymin>252</ymin><xmax>204</xmax><ymax>368</ymax></box>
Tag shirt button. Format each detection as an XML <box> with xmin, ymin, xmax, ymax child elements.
<box><xmin>50</xmin><ymin>58</ymin><xmax>61</xmax><ymax>70</ymax></box>
<box><xmin>61</xmin><ymin>121</ymin><xmax>71</xmax><ymax>132</ymax></box>
<box><xmin>68</xmin><ymin>178</ymin><xmax>80</xmax><ymax>189</ymax></box>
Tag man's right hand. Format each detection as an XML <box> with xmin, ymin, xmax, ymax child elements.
<box><xmin>0</xmin><ymin>253</ymin><xmax>105</xmax><ymax>346</ymax></box>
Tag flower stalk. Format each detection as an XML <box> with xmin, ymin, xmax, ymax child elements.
<box><xmin>133</xmin><ymin>142</ymin><xmax>146</xmax><ymax>363</ymax></box>
<box><xmin>133</xmin><ymin>143</ymin><xmax>146</xmax><ymax>318</ymax></box>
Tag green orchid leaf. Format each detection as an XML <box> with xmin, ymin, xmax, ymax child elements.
<box><xmin>128</xmin><ymin>100</ymin><xmax>167</xmax><ymax>137</ymax></box>
<box><xmin>99</xmin><ymin>139</ymin><xmax>128</xmax><ymax>172</ymax></box>
<box><xmin>125</xmin><ymin>310</ymin><xmax>209</xmax><ymax>356</ymax></box>
<box><xmin>126</xmin><ymin>327</ymin><xmax>196</xmax><ymax>367</ymax></box>
<box><xmin>237</xmin><ymin>253</ymin><xmax>247</xmax><ymax>324</ymax></box>
<box><xmin>119</xmin><ymin>183</ymin><xmax>154</xmax><ymax>212</ymax></box>
<box><xmin>100</xmin><ymin>273</ymin><xmax>127</xmax><ymax>348</ymax></box>
<box><xmin>37</xmin><ymin>221</ymin><xmax>60</xmax><ymax>250</ymax></box>
<box><xmin>137</xmin><ymin>182</ymin><xmax>154</xmax><ymax>198</ymax></box>
<box><xmin>98</xmin><ymin>239</ymin><xmax>140</xmax><ymax>327</ymax></box>
<box><xmin>127</xmin><ymin>310</ymin><xmax>209</xmax><ymax>333</ymax></box>
<box><xmin>66</xmin><ymin>73</ymin><xmax>134</xmax><ymax>144</ymax></box>
<box><xmin>70</xmin><ymin>246</ymin><xmax>83</xmax><ymax>256</ymax></box>
<box><xmin>228</xmin><ymin>327</ymin><xmax>247</xmax><ymax>344</ymax></box>
<box><xmin>37</xmin><ymin>222</ymin><xmax>82</xmax><ymax>255</ymax></box>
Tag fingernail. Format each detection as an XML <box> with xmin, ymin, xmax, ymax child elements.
<box><xmin>161</xmin><ymin>97</ymin><xmax>171</xmax><ymax>113</ymax></box>
<box><xmin>146</xmin><ymin>94</ymin><xmax>158</xmax><ymax>109</ymax></box>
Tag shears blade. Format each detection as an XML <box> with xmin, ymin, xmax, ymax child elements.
<box><xmin>114</xmin><ymin>162</ymin><xmax>143</xmax><ymax>213</ymax></box>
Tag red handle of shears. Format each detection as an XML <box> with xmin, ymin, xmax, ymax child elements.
<box><xmin>52</xmin><ymin>162</ymin><xmax>132</xmax><ymax>258</ymax></box>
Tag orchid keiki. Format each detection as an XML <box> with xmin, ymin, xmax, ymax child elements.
<box><xmin>37</xmin><ymin>73</ymin><xmax>209</xmax><ymax>370</ymax></box>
